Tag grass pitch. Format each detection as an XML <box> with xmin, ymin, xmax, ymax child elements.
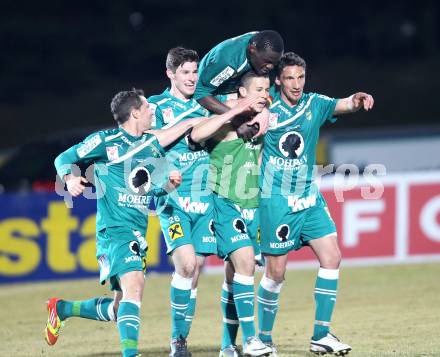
<box><xmin>1</xmin><ymin>263</ymin><xmax>439</xmax><ymax>357</ymax></box>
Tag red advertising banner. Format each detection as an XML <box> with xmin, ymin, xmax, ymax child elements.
<box><xmin>205</xmin><ymin>172</ymin><xmax>440</xmax><ymax>271</ymax></box>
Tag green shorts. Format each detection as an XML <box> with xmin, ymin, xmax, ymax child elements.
<box><xmin>155</xmin><ymin>194</ymin><xmax>217</xmax><ymax>256</ymax></box>
<box><xmin>96</xmin><ymin>226</ymin><xmax>147</xmax><ymax>291</ymax></box>
<box><xmin>259</xmin><ymin>191</ymin><xmax>336</xmax><ymax>255</ymax></box>
<box><xmin>213</xmin><ymin>193</ymin><xmax>259</xmax><ymax>260</ymax></box>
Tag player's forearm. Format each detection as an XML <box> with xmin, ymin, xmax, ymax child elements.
<box><xmin>334</xmin><ymin>95</ymin><xmax>357</xmax><ymax>115</ymax></box>
<box><xmin>54</xmin><ymin>147</ymin><xmax>81</xmax><ymax>180</ymax></box>
<box><xmin>153</xmin><ymin>119</ymin><xmax>204</xmax><ymax>147</ymax></box>
<box><xmin>190</xmin><ymin>107</ymin><xmax>240</xmax><ymax>143</ymax></box>
<box><xmin>197</xmin><ymin>96</ymin><xmax>231</xmax><ymax>114</ymax></box>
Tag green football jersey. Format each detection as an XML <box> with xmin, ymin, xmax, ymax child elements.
<box><xmin>261</xmin><ymin>91</ymin><xmax>338</xmax><ymax>201</ymax></box>
<box><xmin>148</xmin><ymin>89</ymin><xmax>210</xmax><ymax>196</ymax></box>
<box><xmin>194</xmin><ymin>32</ymin><xmax>257</xmax><ymax>100</ymax></box>
<box><xmin>207</xmin><ymin>137</ymin><xmax>261</xmax><ymax>208</ymax></box>
<box><xmin>55</xmin><ymin>128</ymin><xmax>167</xmax><ymax>232</ymax></box>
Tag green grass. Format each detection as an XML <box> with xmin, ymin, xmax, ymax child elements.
<box><xmin>1</xmin><ymin>263</ymin><xmax>439</xmax><ymax>356</ymax></box>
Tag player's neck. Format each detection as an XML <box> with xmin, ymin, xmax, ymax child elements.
<box><xmin>120</xmin><ymin>122</ymin><xmax>144</xmax><ymax>138</ymax></box>
<box><xmin>280</xmin><ymin>92</ymin><xmax>299</xmax><ymax>107</ymax></box>
<box><xmin>169</xmin><ymin>86</ymin><xmax>191</xmax><ymax>102</ymax></box>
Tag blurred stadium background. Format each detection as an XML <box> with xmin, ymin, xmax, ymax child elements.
<box><xmin>1</xmin><ymin>1</ymin><xmax>439</xmax><ymax>356</ymax></box>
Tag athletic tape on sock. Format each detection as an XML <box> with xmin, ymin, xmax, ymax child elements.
<box><xmin>171</xmin><ymin>272</ymin><xmax>193</xmax><ymax>290</ymax></box>
<box><xmin>260</xmin><ymin>275</ymin><xmax>283</xmax><ymax>293</ymax></box>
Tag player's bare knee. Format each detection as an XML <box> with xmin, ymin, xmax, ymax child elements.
<box><xmin>320</xmin><ymin>250</ymin><xmax>341</xmax><ymax>269</ymax></box>
<box><xmin>177</xmin><ymin>260</ymin><xmax>196</xmax><ymax>278</ymax></box>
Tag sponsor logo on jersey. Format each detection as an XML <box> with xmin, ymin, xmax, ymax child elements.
<box><xmin>269</xmin><ymin>113</ymin><xmax>279</xmax><ymax>128</ymax></box>
<box><xmin>276</xmin><ymin>224</ymin><xmax>290</xmax><ymax>242</ymax></box>
<box><xmin>178</xmin><ymin>197</ymin><xmax>210</xmax><ymax>214</ymax></box>
<box><xmin>210</xmin><ymin>66</ymin><xmax>235</xmax><ymax>87</ymax></box>
<box><xmin>161</xmin><ymin>107</ymin><xmax>174</xmax><ymax>123</ymax></box>
<box><xmin>118</xmin><ymin>193</ymin><xmax>149</xmax><ymax>205</ymax></box>
<box><xmin>128</xmin><ymin>167</ymin><xmax>151</xmax><ymax>194</ymax></box>
<box><xmin>172</xmin><ymin>101</ymin><xmax>186</xmax><ymax>110</ymax></box>
<box><xmin>129</xmin><ymin>241</ymin><xmax>141</xmax><ymax>255</ymax></box>
<box><xmin>178</xmin><ymin>150</ymin><xmax>208</xmax><ymax>162</ymax></box>
<box><xmin>234</xmin><ymin>205</ymin><xmax>257</xmax><ymax>220</ymax></box>
<box><xmin>209</xmin><ymin>219</ymin><xmax>215</xmax><ymax>235</ymax></box>
<box><xmin>269</xmin><ymin>240</ymin><xmax>295</xmax><ymax>249</ymax></box>
<box><xmin>202</xmin><ymin>236</ymin><xmax>216</xmax><ymax>243</ymax></box>
<box><xmin>287</xmin><ymin>194</ymin><xmax>317</xmax><ymax>212</ymax></box>
<box><xmin>295</xmin><ymin>100</ymin><xmax>306</xmax><ymax>112</ymax></box>
<box><xmin>268</xmin><ymin>155</ymin><xmax>308</xmax><ymax>169</ymax></box>
<box><xmin>306</xmin><ymin>110</ymin><xmax>312</xmax><ymax>121</ymax></box>
<box><xmin>278</xmin><ymin>105</ymin><xmax>292</xmax><ymax>117</ymax></box>
<box><xmin>231</xmin><ymin>234</ymin><xmax>249</xmax><ymax>243</ymax></box>
<box><xmin>77</xmin><ymin>134</ymin><xmax>102</xmax><ymax>158</ymax></box>
<box><xmin>120</xmin><ymin>135</ymin><xmax>134</xmax><ymax>146</ymax></box>
<box><xmin>168</xmin><ymin>222</ymin><xmax>184</xmax><ymax>240</ymax></box>
<box><xmin>106</xmin><ymin>146</ymin><xmax>119</xmax><ymax>161</ymax></box>
<box><xmin>233</xmin><ymin>218</ymin><xmax>247</xmax><ymax>233</ymax></box>
<box><xmin>279</xmin><ymin>131</ymin><xmax>305</xmax><ymax>159</ymax></box>
<box><xmin>245</xmin><ymin>142</ymin><xmax>261</xmax><ymax>150</ymax></box>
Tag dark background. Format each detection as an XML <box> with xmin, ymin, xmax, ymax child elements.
<box><xmin>1</xmin><ymin>0</ymin><xmax>439</xmax><ymax>149</ymax></box>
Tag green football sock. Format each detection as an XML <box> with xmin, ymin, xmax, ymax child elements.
<box><xmin>257</xmin><ymin>275</ymin><xmax>283</xmax><ymax>343</ymax></box>
<box><xmin>221</xmin><ymin>282</ymin><xmax>239</xmax><ymax>349</ymax></box>
<box><xmin>56</xmin><ymin>297</ymin><xmax>115</xmax><ymax>321</ymax></box>
<box><xmin>232</xmin><ymin>273</ymin><xmax>256</xmax><ymax>344</ymax></box>
<box><xmin>313</xmin><ymin>268</ymin><xmax>339</xmax><ymax>340</ymax></box>
<box><xmin>170</xmin><ymin>272</ymin><xmax>192</xmax><ymax>339</ymax></box>
<box><xmin>117</xmin><ymin>300</ymin><xmax>141</xmax><ymax>357</ymax></box>
<box><xmin>183</xmin><ymin>288</ymin><xmax>197</xmax><ymax>337</ymax></box>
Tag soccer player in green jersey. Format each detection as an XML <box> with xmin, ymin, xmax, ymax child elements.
<box><xmin>45</xmin><ymin>89</ymin><xmax>205</xmax><ymax>357</ymax></box>
<box><xmin>191</xmin><ymin>72</ymin><xmax>272</xmax><ymax>357</ymax></box>
<box><xmin>257</xmin><ymin>53</ymin><xmax>374</xmax><ymax>356</ymax></box>
<box><xmin>149</xmin><ymin>47</ymin><xmax>263</xmax><ymax>357</ymax></box>
<box><xmin>148</xmin><ymin>47</ymin><xmax>215</xmax><ymax>357</ymax></box>
<box><xmin>195</xmin><ymin>31</ymin><xmax>284</xmax><ymax>138</ymax></box>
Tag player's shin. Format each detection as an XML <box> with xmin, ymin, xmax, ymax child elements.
<box><xmin>313</xmin><ymin>268</ymin><xmax>339</xmax><ymax>340</ymax></box>
<box><xmin>232</xmin><ymin>273</ymin><xmax>256</xmax><ymax>343</ymax></box>
<box><xmin>56</xmin><ymin>297</ymin><xmax>115</xmax><ymax>321</ymax></box>
<box><xmin>170</xmin><ymin>272</ymin><xmax>193</xmax><ymax>339</ymax></box>
<box><xmin>117</xmin><ymin>300</ymin><xmax>141</xmax><ymax>357</ymax></box>
<box><xmin>257</xmin><ymin>275</ymin><xmax>283</xmax><ymax>343</ymax></box>
<box><xmin>221</xmin><ymin>281</ymin><xmax>239</xmax><ymax>349</ymax></box>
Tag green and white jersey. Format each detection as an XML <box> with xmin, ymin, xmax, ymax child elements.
<box><xmin>55</xmin><ymin>128</ymin><xmax>167</xmax><ymax>232</ymax></box>
<box><xmin>194</xmin><ymin>32</ymin><xmax>257</xmax><ymax>100</ymax></box>
<box><xmin>207</xmin><ymin>137</ymin><xmax>262</xmax><ymax>208</ymax></box>
<box><xmin>261</xmin><ymin>91</ymin><xmax>338</xmax><ymax>202</ymax></box>
<box><xmin>148</xmin><ymin>89</ymin><xmax>210</xmax><ymax>196</ymax></box>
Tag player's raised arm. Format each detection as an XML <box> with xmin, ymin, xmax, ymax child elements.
<box><xmin>147</xmin><ymin>117</ymin><xmax>206</xmax><ymax>148</ymax></box>
<box><xmin>334</xmin><ymin>92</ymin><xmax>374</xmax><ymax>115</ymax></box>
<box><xmin>197</xmin><ymin>95</ymin><xmax>231</xmax><ymax>114</ymax></box>
<box><xmin>54</xmin><ymin>132</ymin><xmax>106</xmax><ymax>195</ymax></box>
<box><xmin>190</xmin><ymin>96</ymin><xmax>259</xmax><ymax>143</ymax></box>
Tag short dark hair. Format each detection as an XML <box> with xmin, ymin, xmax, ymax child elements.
<box><xmin>277</xmin><ymin>52</ymin><xmax>306</xmax><ymax>76</ymax></box>
<box><xmin>166</xmin><ymin>47</ymin><xmax>199</xmax><ymax>72</ymax></box>
<box><xmin>240</xmin><ymin>71</ymin><xmax>269</xmax><ymax>88</ymax></box>
<box><xmin>251</xmin><ymin>30</ymin><xmax>284</xmax><ymax>54</ymax></box>
<box><xmin>110</xmin><ymin>88</ymin><xmax>144</xmax><ymax>125</ymax></box>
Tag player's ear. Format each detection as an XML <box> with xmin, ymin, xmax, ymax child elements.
<box><xmin>248</xmin><ymin>43</ymin><xmax>257</xmax><ymax>56</ymax></box>
<box><xmin>275</xmin><ymin>76</ymin><xmax>281</xmax><ymax>86</ymax></box>
<box><xmin>166</xmin><ymin>69</ymin><xmax>174</xmax><ymax>80</ymax></box>
<box><xmin>238</xmin><ymin>86</ymin><xmax>247</xmax><ymax>97</ymax></box>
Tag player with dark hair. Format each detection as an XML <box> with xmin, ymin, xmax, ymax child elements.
<box><xmin>194</xmin><ymin>31</ymin><xmax>284</xmax><ymax>139</ymax></box>
<box><xmin>257</xmin><ymin>52</ymin><xmax>374</xmax><ymax>356</ymax></box>
<box><xmin>45</xmin><ymin>89</ymin><xmax>210</xmax><ymax>357</ymax></box>
<box><xmin>191</xmin><ymin>72</ymin><xmax>272</xmax><ymax>357</ymax></box>
<box><xmin>148</xmin><ymin>47</ymin><xmax>260</xmax><ymax>357</ymax></box>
